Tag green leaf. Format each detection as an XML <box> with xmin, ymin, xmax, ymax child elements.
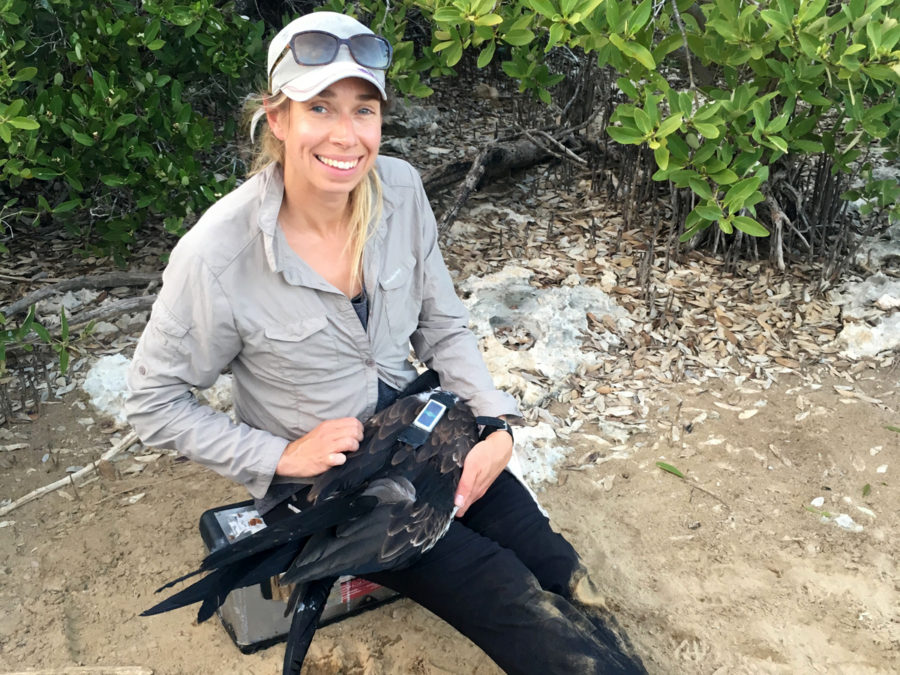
<box><xmin>723</xmin><ymin>177</ymin><xmax>762</xmax><ymax>209</ymax></box>
<box><xmin>434</xmin><ymin>7</ymin><xmax>462</xmax><ymax>22</ymax></box>
<box><xmin>529</xmin><ymin>0</ymin><xmax>558</xmax><ymax>17</ymax></box>
<box><xmin>100</xmin><ymin>175</ymin><xmax>126</xmax><ymax>187</ymax></box>
<box><xmin>760</xmin><ymin>9</ymin><xmax>791</xmax><ymax>32</ymax></box>
<box><xmin>886</xmin><ymin>425</ymin><xmax>900</xmax><ymax>433</ymax></box>
<box><xmin>53</xmin><ymin>199</ymin><xmax>80</xmax><ymax>214</ymax></box>
<box><xmin>147</xmin><ymin>38</ymin><xmax>165</xmax><ymax>51</ymax></box>
<box><xmin>13</xmin><ymin>66</ymin><xmax>38</xmax><ymax>82</ymax></box>
<box><xmin>446</xmin><ymin>41</ymin><xmax>463</xmax><ymax>66</ymax></box>
<box><xmin>616</xmin><ymin>78</ymin><xmax>640</xmax><ymax>100</ymax></box>
<box><xmin>654</xmin><ymin>145</ymin><xmax>669</xmax><ymax>171</ymax></box>
<box><xmin>694</xmin><ymin>204</ymin><xmax>723</xmax><ymax>221</ymax></box>
<box><xmin>609</xmin><ymin>34</ymin><xmax>656</xmax><ymax>70</ymax></box>
<box><xmin>7</xmin><ymin>117</ymin><xmax>39</xmax><ymax>130</ymax></box>
<box><xmin>862</xmin><ymin>484</ymin><xmax>871</xmax><ymax>497</ymax></box>
<box><xmin>477</xmin><ymin>41</ymin><xmax>495</xmax><ymax>68</ymax></box>
<box><xmin>606</xmin><ymin>125</ymin><xmax>645</xmax><ymax>144</ymax></box>
<box><xmin>93</xmin><ymin>70</ymin><xmax>109</xmax><ymax>99</ymax></box>
<box><xmin>72</xmin><ymin>131</ymin><xmax>94</xmax><ymax>146</ymax></box>
<box><xmin>656</xmin><ymin>114</ymin><xmax>683</xmax><ymax>138</ymax></box>
<box><xmin>801</xmin><ymin>88</ymin><xmax>831</xmax><ymax>106</ymax></box>
<box><xmin>628</xmin><ymin>0</ymin><xmax>652</xmax><ymax>34</ymax></box>
<box><xmin>710</xmin><ymin>169</ymin><xmax>739</xmax><ymax>185</ymax></box>
<box><xmin>503</xmin><ymin>29</ymin><xmax>535</xmax><ymax>46</ymax></box>
<box><xmin>766</xmin><ymin>135</ymin><xmax>789</xmax><ymax>153</ymax></box>
<box><xmin>656</xmin><ymin>461</ymin><xmax>685</xmax><ymax>479</ymax></box>
<box><xmin>625</xmin><ymin>42</ymin><xmax>656</xmax><ymax>70</ymax></box>
<box><xmin>732</xmin><ymin>215</ymin><xmax>770</xmax><ymax>236</ymax></box>
<box><xmin>688</xmin><ymin>177</ymin><xmax>713</xmax><ymax>200</ymax></box>
<box><xmin>693</xmin><ymin>122</ymin><xmax>720</xmax><ymax>138</ymax></box>
<box><xmin>32</xmin><ymin>324</ymin><xmax>51</xmax><ymax>343</ymax></box>
<box><xmin>475</xmin><ymin>13</ymin><xmax>503</xmax><ymax>26</ymax></box>
<box><xmin>633</xmin><ymin>108</ymin><xmax>652</xmax><ymax>134</ymax></box>
<box><xmin>115</xmin><ymin>113</ymin><xmax>138</xmax><ymax>127</ymax></box>
<box><xmin>548</xmin><ymin>22</ymin><xmax>566</xmax><ymax>49</ymax></box>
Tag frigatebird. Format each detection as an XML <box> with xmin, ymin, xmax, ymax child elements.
<box><xmin>142</xmin><ymin>388</ymin><xmax>483</xmax><ymax>674</ymax></box>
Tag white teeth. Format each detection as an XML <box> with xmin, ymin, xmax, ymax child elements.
<box><xmin>317</xmin><ymin>156</ymin><xmax>358</xmax><ymax>170</ymax></box>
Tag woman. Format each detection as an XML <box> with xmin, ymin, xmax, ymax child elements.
<box><xmin>126</xmin><ymin>11</ymin><xmax>645</xmax><ymax>674</ymax></box>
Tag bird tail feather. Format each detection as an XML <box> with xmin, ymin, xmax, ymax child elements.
<box><xmin>141</xmin><ymin>543</ymin><xmax>298</xmax><ymax>620</ymax></box>
<box><xmin>282</xmin><ymin>577</ymin><xmax>336</xmax><ymax>675</ymax></box>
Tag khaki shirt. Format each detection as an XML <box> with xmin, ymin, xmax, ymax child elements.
<box><xmin>125</xmin><ymin>157</ymin><xmax>520</xmax><ymax>499</ymax></box>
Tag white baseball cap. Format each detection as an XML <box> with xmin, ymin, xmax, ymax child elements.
<box><xmin>267</xmin><ymin>12</ymin><xmax>389</xmax><ymax>102</ymax></box>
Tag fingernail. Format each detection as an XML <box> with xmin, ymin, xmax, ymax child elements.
<box><xmin>454</xmin><ymin>494</ymin><xmax>465</xmax><ymax>508</ymax></box>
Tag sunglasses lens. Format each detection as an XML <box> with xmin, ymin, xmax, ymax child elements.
<box><xmin>348</xmin><ymin>34</ymin><xmax>392</xmax><ymax>69</ymax></box>
<box><xmin>291</xmin><ymin>32</ymin><xmax>339</xmax><ymax>65</ymax></box>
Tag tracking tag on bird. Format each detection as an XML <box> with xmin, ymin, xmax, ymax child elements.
<box><xmin>412</xmin><ymin>399</ymin><xmax>447</xmax><ymax>432</ymax></box>
<box><xmin>397</xmin><ymin>396</ymin><xmax>451</xmax><ymax>448</ymax></box>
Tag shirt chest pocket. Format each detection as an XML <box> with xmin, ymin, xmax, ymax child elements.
<box><xmin>379</xmin><ymin>255</ymin><xmax>420</xmax><ymax>344</ymax></box>
<box><xmin>246</xmin><ymin>315</ymin><xmax>338</xmax><ymax>385</ymax></box>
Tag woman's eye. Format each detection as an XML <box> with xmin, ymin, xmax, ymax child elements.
<box><xmin>310</xmin><ymin>104</ymin><xmax>327</xmax><ymax>114</ymax></box>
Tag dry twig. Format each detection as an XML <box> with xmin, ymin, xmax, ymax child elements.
<box><xmin>0</xmin><ymin>430</ymin><xmax>138</xmax><ymax>517</ymax></box>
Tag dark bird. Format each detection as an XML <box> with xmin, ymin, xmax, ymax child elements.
<box><xmin>141</xmin><ymin>387</ymin><xmax>481</xmax><ymax>674</ymax></box>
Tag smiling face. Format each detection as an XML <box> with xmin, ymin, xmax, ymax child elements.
<box><xmin>266</xmin><ymin>77</ymin><xmax>382</xmax><ymax>203</ymax></box>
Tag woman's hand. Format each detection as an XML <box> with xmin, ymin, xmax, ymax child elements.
<box><xmin>454</xmin><ymin>428</ymin><xmax>513</xmax><ymax>518</ymax></box>
<box><xmin>276</xmin><ymin>417</ymin><xmax>364</xmax><ymax>478</ymax></box>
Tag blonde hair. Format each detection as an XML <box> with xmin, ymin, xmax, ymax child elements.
<box><xmin>244</xmin><ymin>93</ymin><xmax>383</xmax><ymax>293</ymax></box>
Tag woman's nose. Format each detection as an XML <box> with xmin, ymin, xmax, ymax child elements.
<box><xmin>330</xmin><ymin>113</ymin><xmax>356</xmax><ymax>145</ymax></box>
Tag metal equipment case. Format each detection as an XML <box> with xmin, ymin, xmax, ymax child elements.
<box><xmin>199</xmin><ymin>501</ymin><xmax>400</xmax><ymax>653</ymax></box>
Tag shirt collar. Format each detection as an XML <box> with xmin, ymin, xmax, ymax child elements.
<box><xmin>257</xmin><ymin>163</ymin><xmax>284</xmax><ymax>274</ymax></box>
<box><xmin>256</xmin><ymin>161</ymin><xmax>390</xmax><ymax>293</ymax></box>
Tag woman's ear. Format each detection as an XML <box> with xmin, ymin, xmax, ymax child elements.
<box><xmin>266</xmin><ymin>98</ymin><xmax>289</xmax><ymax>141</ymax></box>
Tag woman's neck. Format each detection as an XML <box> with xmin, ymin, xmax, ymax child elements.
<box><xmin>279</xmin><ymin>191</ymin><xmax>350</xmax><ymax>239</ymax></box>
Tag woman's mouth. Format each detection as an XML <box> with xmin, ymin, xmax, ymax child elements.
<box><xmin>316</xmin><ymin>155</ymin><xmax>359</xmax><ymax>170</ymax></box>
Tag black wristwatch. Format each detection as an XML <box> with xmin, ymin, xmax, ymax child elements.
<box><xmin>476</xmin><ymin>416</ymin><xmax>514</xmax><ymax>443</ymax></box>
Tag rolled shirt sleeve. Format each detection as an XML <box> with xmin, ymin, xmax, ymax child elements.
<box><xmin>125</xmin><ymin>251</ymin><xmax>288</xmax><ymax>499</ymax></box>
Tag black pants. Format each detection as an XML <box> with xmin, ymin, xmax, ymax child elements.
<box><xmin>272</xmin><ymin>470</ymin><xmax>645</xmax><ymax>674</ymax></box>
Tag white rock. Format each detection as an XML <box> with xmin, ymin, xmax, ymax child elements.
<box><xmin>831</xmin><ymin>513</ymin><xmax>864</xmax><ymax>533</ymax></box>
<box><xmin>810</xmin><ymin>496</ymin><xmax>825</xmax><ymax>508</ymax></box>
<box><xmin>874</xmin><ymin>294</ymin><xmax>900</xmax><ymax>310</ymax></box>
<box><xmin>460</xmin><ymin>265</ymin><xmax>633</xmax><ymax>394</ymax></box>
<box><xmin>82</xmin><ymin>354</ymin><xmax>131</xmax><ymax>424</ymax></box>
<box><xmin>90</xmin><ymin>321</ymin><xmax>119</xmax><ymax>337</ymax></box>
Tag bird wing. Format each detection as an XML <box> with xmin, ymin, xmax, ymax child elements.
<box><xmin>308</xmin><ymin>394</ymin><xmax>423</xmax><ymax>503</ymax></box>
<box><xmin>200</xmin><ymin>493</ymin><xmax>377</xmax><ymax>571</ymax></box>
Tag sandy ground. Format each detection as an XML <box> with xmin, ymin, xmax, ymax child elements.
<box><xmin>1</xmin><ymin>360</ymin><xmax>898</xmax><ymax>675</ymax></box>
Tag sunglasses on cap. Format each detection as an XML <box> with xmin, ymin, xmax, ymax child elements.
<box><xmin>271</xmin><ymin>31</ymin><xmax>393</xmax><ymax>79</ymax></box>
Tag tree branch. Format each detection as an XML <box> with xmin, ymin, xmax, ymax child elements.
<box><xmin>2</xmin><ymin>272</ymin><xmax>160</xmax><ymax>318</ymax></box>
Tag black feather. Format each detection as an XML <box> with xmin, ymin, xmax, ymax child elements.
<box><xmin>281</xmin><ymin>577</ymin><xmax>335</xmax><ymax>675</ymax></box>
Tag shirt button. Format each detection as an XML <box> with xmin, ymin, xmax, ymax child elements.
<box><xmin>365</xmin><ymin>358</ymin><xmax>375</xmax><ymax>368</ymax></box>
